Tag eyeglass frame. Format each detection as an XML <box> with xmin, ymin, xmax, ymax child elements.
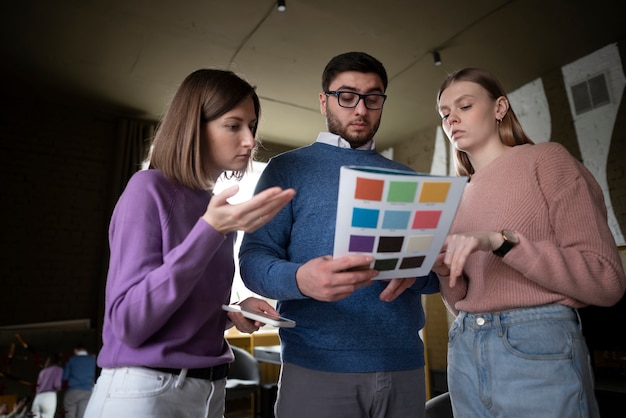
<box><xmin>324</xmin><ymin>90</ymin><xmax>388</xmax><ymax>110</ymax></box>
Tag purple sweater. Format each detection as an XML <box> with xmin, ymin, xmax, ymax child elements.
<box><xmin>36</xmin><ymin>365</ymin><xmax>63</xmax><ymax>393</ymax></box>
<box><xmin>97</xmin><ymin>169</ymin><xmax>235</xmax><ymax>369</ymax></box>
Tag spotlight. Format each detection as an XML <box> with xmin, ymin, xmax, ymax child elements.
<box><xmin>277</xmin><ymin>0</ymin><xmax>286</xmax><ymax>12</ymax></box>
<box><xmin>433</xmin><ymin>51</ymin><xmax>442</xmax><ymax>66</ymax></box>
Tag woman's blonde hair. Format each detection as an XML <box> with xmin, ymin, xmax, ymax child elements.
<box><xmin>437</xmin><ymin>67</ymin><xmax>534</xmax><ymax>177</ymax></box>
<box><xmin>148</xmin><ymin>69</ymin><xmax>260</xmax><ymax>190</ymax></box>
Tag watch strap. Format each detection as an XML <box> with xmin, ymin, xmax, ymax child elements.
<box><xmin>493</xmin><ymin>230</ymin><xmax>517</xmax><ymax>257</ymax></box>
<box><xmin>493</xmin><ymin>239</ymin><xmax>514</xmax><ymax>257</ymax></box>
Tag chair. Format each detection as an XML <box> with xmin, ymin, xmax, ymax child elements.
<box><xmin>424</xmin><ymin>391</ymin><xmax>454</xmax><ymax>418</ymax></box>
<box><xmin>226</xmin><ymin>346</ymin><xmax>261</xmax><ymax>417</ymax></box>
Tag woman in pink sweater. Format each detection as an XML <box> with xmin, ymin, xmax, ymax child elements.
<box><xmin>433</xmin><ymin>67</ymin><xmax>626</xmax><ymax>417</ymax></box>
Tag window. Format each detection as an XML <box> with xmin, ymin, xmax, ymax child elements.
<box><xmin>571</xmin><ymin>73</ymin><xmax>610</xmax><ymax>115</ymax></box>
<box><xmin>214</xmin><ymin>161</ymin><xmax>271</xmax><ymax>303</ymax></box>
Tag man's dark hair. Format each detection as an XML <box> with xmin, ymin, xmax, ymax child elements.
<box><xmin>322</xmin><ymin>51</ymin><xmax>388</xmax><ymax>92</ymax></box>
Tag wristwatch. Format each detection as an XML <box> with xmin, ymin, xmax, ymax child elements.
<box><xmin>493</xmin><ymin>230</ymin><xmax>519</xmax><ymax>257</ymax></box>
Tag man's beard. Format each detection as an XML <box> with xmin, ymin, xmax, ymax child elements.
<box><xmin>326</xmin><ymin>109</ymin><xmax>380</xmax><ymax>149</ymax></box>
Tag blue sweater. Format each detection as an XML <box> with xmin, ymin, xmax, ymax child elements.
<box><xmin>63</xmin><ymin>354</ymin><xmax>96</xmax><ymax>391</ymax></box>
<box><xmin>239</xmin><ymin>141</ymin><xmax>439</xmax><ymax>373</ymax></box>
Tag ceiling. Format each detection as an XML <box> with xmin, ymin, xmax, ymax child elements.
<box><xmin>2</xmin><ymin>0</ymin><xmax>624</xmax><ymax>150</ymax></box>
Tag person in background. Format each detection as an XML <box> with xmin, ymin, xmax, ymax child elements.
<box><xmin>62</xmin><ymin>343</ymin><xmax>96</xmax><ymax>418</ymax></box>
<box><xmin>433</xmin><ymin>67</ymin><xmax>626</xmax><ymax>417</ymax></box>
<box><xmin>0</xmin><ymin>397</ymin><xmax>29</xmax><ymax>418</ymax></box>
<box><xmin>83</xmin><ymin>69</ymin><xmax>295</xmax><ymax>418</ymax></box>
<box><xmin>239</xmin><ymin>51</ymin><xmax>439</xmax><ymax>418</ymax></box>
<box><xmin>31</xmin><ymin>354</ymin><xmax>63</xmax><ymax>418</ymax></box>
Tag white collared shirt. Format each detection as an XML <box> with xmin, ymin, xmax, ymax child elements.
<box><xmin>315</xmin><ymin>132</ymin><xmax>375</xmax><ymax>150</ymax></box>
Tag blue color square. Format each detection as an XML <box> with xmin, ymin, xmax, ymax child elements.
<box><xmin>382</xmin><ymin>210</ymin><xmax>411</xmax><ymax>230</ymax></box>
<box><xmin>351</xmin><ymin>207</ymin><xmax>380</xmax><ymax>229</ymax></box>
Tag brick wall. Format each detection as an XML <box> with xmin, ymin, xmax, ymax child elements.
<box><xmin>0</xmin><ymin>92</ymin><xmax>118</xmax><ymax>327</ymax></box>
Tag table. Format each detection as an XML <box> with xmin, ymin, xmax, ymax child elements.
<box><xmin>254</xmin><ymin>345</ymin><xmax>281</xmax><ymax>365</ymax></box>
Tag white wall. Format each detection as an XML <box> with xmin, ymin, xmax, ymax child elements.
<box><xmin>561</xmin><ymin>43</ymin><xmax>625</xmax><ymax>245</ymax></box>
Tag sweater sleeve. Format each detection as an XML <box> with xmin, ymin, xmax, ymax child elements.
<box><xmin>436</xmin><ymin>272</ymin><xmax>468</xmax><ymax>315</ymax></box>
<box><xmin>503</xmin><ymin>144</ymin><xmax>625</xmax><ymax>306</ymax></box>
<box><xmin>54</xmin><ymin>367</ymin><xmax>63</xmax><ymax>391</ymax></box>
<box><xmin>239</xmin><ymin>161</ymin><xmax>305</xmax><ymax>300</ymax></box>
<box><xmin>411</xmin><ymin>271</ymin><xmax>441</xmax><ymax>295</ymax></box>
<box><xmin>106</xmin><ymin>175</ymin><xmax>227</xmax><ymax>347</ymax></box>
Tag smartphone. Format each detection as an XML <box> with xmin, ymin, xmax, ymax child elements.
<box><xmin>222</xmin><ymin>304</ymin><xmax>296</xmax><ymax>328</ymax></box>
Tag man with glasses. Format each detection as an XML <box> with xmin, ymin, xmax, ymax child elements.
<box><xmin>239</xmin><ymin>51</ymin><xmax>439</xmax><ymax>418</ymax></box>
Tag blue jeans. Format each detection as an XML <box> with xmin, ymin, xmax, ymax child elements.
<box><xmin>83</xmin><ymin>367</ymin><xmax>226</xmax><ymax>418</ymax></box>
<box><xmin>447</xmin><ymin>305</ymin><xmax>600</xmax><ymax>417</ymax></box>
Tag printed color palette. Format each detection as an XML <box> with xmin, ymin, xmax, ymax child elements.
<box><xmin>334</xmin><ymin>166</ymin><xmax>467</xmax><ymax>279</ymax></box>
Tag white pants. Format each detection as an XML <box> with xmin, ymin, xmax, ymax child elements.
<box><xmin>31</xmin><ymin>391</ymin><xmax>58</xmax><ymax>418</ymax></box>
<box><xmin>84</xmin><ymin>367</ymin><xmax>226</xmax><ymax>418</ymax></box>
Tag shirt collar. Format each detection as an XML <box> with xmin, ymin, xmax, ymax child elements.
<box><xmin>315</xmin><ymin>132</ymin><xmax>375</xmax><ymax>150</ymax></box>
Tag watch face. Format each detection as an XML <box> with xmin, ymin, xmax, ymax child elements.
<box><xmin>502</xmin><ymin>230</ymin><xmax>519</xmax><ymax>245</ymax></box>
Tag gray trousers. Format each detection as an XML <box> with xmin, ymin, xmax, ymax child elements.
<box><xmin>275</xmin><ymin>362</ymin><xmax>426</xmax><ymax>418</ymax></box>
<box><xmin>63</xmin><ymin>389</ymin><xmax>92</xmax><ymax>418</ymax></box>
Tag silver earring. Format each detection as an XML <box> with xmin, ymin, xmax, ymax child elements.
<box><xmin>496</xmin><ymin>118</ymin><xmax>502</xmax><ymax>125</ymax></box>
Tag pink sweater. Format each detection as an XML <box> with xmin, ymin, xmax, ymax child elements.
<box><xmin>440</xmin><ymin>142</ymin><xmax>626</xmax><ymax>314</ymax></box>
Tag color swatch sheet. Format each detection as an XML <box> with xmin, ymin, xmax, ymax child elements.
<box><xmin>333</xmin><ymin>166</ymin><xmax>468</xmax><ymax>279</ymax></box>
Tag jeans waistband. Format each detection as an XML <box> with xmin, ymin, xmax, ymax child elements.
<box><xmin>458</xmin><ymin>304</ymin><xmax>579</xmax><ymax>331</ymax></box>
<box><xmin>146</xmin><ymin>363</ymin><xmax>229</xmax><ymax>381</ymax></box>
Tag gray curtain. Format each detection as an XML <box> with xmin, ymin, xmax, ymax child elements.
<box><xmin>97</xmin><ymin>118</ymin><xmax>156</xmax><ymax>334</ymax></box>
<box><xmin>110</xmin><ymin>118</ymin><xmax>156</xmax><ymax>205</ymax></box>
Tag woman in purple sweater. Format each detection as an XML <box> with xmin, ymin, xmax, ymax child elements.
<box><xmin>433</xmin><ymin>67</ymin><xmax>626</xmax><ymax>417</ymax></box>
<box><xmin>31</xmin><ymin>354</ymin><xmax>63</xmax><ymax>418</ymax></box>
<box><xmin>84</xmin><ymin>69</ymin><xmax>294</xmax><ymax>418</ymax></box>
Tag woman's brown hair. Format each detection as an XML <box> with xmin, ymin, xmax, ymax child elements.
<box><xmin>437</xmin><ymin>67</ymin><xmax>534</xmax><ymax>177</ymax></box>
<box><xmin>148</xmin><ymin>69</ymin><xmax>260</xmax><ymax>190</ymax></box>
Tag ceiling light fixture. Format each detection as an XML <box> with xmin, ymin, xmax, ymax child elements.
<box><xmin>433</xmin><ymin>51</ymin><xmax>442</xmax><ymax>66</ymax></box>
<box><xmin>277</xmin><ymin>0</ymin><xmax>286</xmax><ymax>12</ymax></box>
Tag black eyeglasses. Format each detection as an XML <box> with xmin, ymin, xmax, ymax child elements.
<box><xmin>325</xmin><ymin>91</ymin><xmax>387</xmax><ymax>110</ymax></box>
